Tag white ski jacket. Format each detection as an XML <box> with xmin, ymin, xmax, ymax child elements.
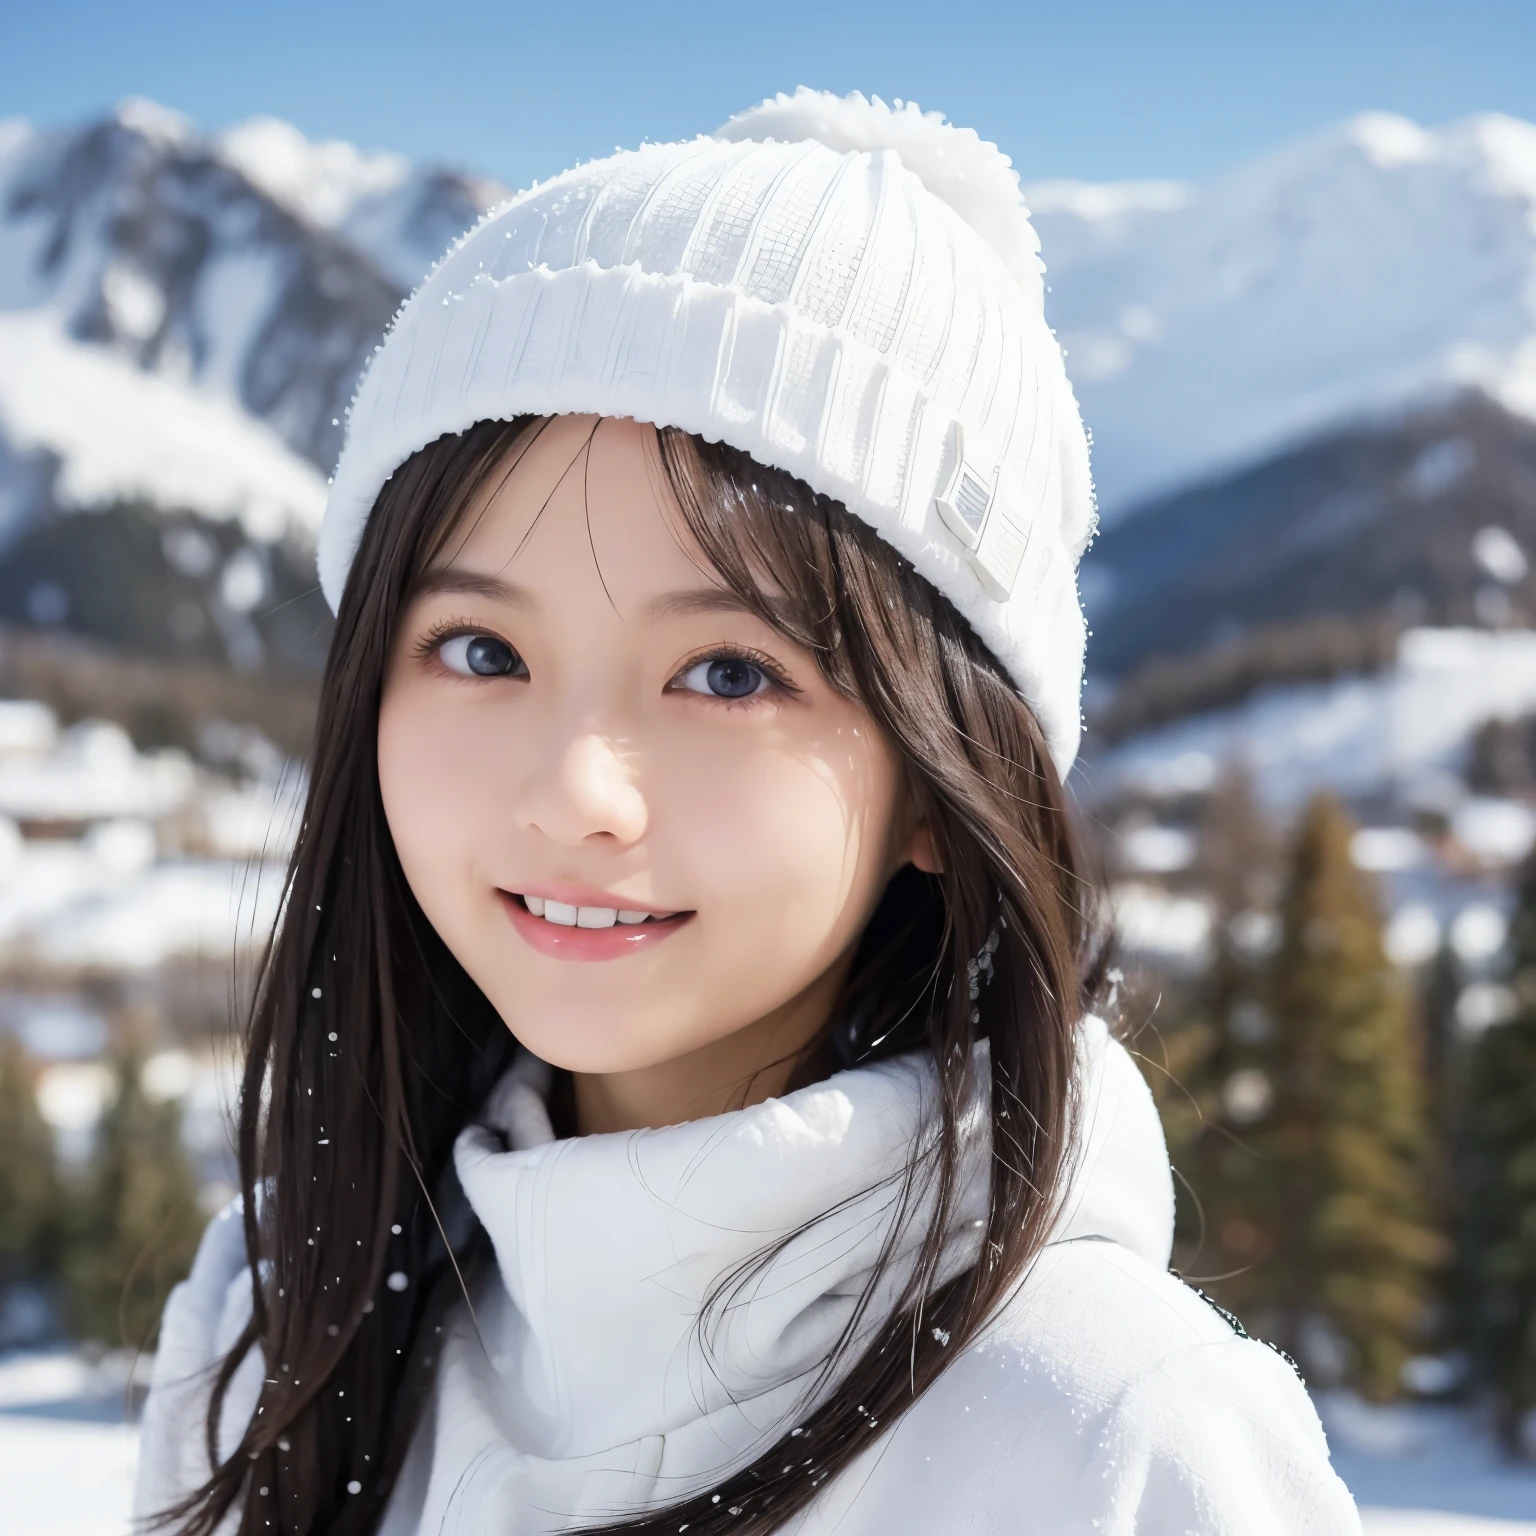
<box><xmin>135</xmin><ymin>1016</ymin><xmax>1361</xmax><ymax>1533</ymax></box>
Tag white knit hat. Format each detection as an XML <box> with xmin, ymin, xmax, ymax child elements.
<box><xmin>318</xmin><ymin>90</ymin><xmax>1096</xmax><ymax>770</ymax></box>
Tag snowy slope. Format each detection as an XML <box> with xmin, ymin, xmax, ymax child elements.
<box><xmin>1031</xmin><ymin>112</ymin><xmax>1536</xmax><ymax>516</ymax></box>
<box><xmin>1094</xmin><ymin>629</ymin><xmax>1536</xmax><ymax>811</ymax></box>
<box><xmin>0</xmin><ymin>311</ymin><xmax>326</xmax><ymax>543</ymax></box>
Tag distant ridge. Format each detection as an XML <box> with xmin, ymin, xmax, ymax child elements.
<box><xmin>1083</xmin><ymin>391</ymin><xmax>1536</xmax><ymax>724</ymax></box>
<box><xmin>1029</xmin><ymin>111</ymin><xmax>1536</xmax><ymax>517</ymax></box>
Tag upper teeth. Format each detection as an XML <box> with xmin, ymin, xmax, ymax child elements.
<box><xmin>523</xmin><ymin>895</ymin><xmax>664</xmax><ymax>927</ymax></box>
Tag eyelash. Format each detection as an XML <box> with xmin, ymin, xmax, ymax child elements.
<box><xmin>668</xmin><ymin>644</ymin><xmax>800</xmax><ymax>706</ymax></box>
<box><xmin>413</xmin><ymin>621</ymin><xmax>798</xmax><ymax>703</ymax></box>
<box><xmin>414</xmin><ymin>618</ymin><xmax>505</xmax><ymax>667</ymax></box>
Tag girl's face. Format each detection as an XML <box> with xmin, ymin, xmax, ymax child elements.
<box><xmin>378</xmin><ymin>415</ymin><xmax>930</xmax><ymax>1128</ymax></box>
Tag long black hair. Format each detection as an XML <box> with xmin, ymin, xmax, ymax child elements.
<box><xmin>166</xmin><ymin>416</ymin><xmax>1102</xmax><ymax>1536</ymax></box>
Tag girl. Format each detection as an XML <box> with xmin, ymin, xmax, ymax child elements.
<box><xmin>136</xmin><ymin>91</ymin><xmax>1360</xmax><ymax>1534</ymax></box>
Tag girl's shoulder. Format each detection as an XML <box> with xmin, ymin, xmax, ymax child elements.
<box><xmin>809</xmin><ymin>1237</ymin><xmax>1362</xmax><ymax>1535</ymax></box>
<box><xmin>135</xmin><ymin>1199</ymin><xmax>263</xmax><ymax>1525</ymax></box>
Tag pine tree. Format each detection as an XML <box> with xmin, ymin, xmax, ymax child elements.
<box><xmin>1251</xmin><ymin>793</ymin><xmax>1444</xmax><ymax>1398</ymax></box>
<box><xmin>1458</xmin><ymin>854</ymin><xmax>1536</xmax><ymax>1448</ymax></box>
<box><xmin>0</xmin><ymin>1036</ymin><xmax>63</xmax><ymax>1290</ymax></box>
<box><xmin>1146</xmin><ymin>766</ymin><xmax>1285</xmax><ymax>1295</ymax></box>
<box><xmin>1422</xmin><ymin>938</ymin><xmax>1465</xmax><ymax>1150</ymax></box>
<box><xmin>1196</xmin><ymin>769</ymin><xmax>1284</xmax><ymax>1294</ymax></box>
<box><xmin>62</xmin><ymin>1053</ymin><xmax>205</xmax><ymax>1349</ymax></box>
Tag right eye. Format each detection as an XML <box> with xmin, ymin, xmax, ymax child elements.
<box><xmin>438</xmin><ymin>634</ymin><xmax>527</xmax><ymax>678</ymax></box>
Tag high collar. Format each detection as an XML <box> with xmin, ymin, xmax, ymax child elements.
<box><xmin>451</xmin><ymin>1014</ymin><xmax>1171</xmax><ymax>1464</ymax></box>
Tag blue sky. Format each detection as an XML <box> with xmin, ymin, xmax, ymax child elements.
<box><xmin>4</xmin><ymin>0</ymin><xmax>1532</xmax><ymax>187</ymax></box>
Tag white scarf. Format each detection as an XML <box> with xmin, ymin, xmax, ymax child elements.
<box><xmin>380</xmin><ymin>1015</ymin><xmax>1170</xmax><ymax>1533</ymax></box>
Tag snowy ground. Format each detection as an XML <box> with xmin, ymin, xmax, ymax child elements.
<box><xmin>1098</xmin><ymin>628</ymin><xmax>1536</xmax><ymax>816</ymax></box>
<box><xmin>2</xmin><ymin>1354</ymin><xmax>145</xmax><ymax>1535</ymax></box>
<box><xmin>7</xmin><ymin>1418</ymin><xmax>139</xmax><ymax>1536</ymax></box>
<box><xmin>2</xmin><ymin>1354</ymin><xmax>1533</xmax><ymax>1533</ymax></box>
<box><xmin>1321</xmin><ymin>1394</ymin><xmax>1536</xmax><ymax>1532</ymax></box>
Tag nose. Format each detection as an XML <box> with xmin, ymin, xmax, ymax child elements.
<box><xmin>522</xmin><ymin>729</ymin><xmax>648</xmax><ymax>848</ymax></box>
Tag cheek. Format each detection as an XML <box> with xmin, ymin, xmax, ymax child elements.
<box><xmin>665</xmin><ymin>728</ymin><xmax>898</xmax><ymax>945</ymax></box>
<box><xmin>377</xmin><ymin>683</ymin><xmax>510</xmax><ymax>906</ymax></box>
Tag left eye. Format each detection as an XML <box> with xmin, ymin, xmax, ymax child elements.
<box><xmin>679</xmin><ymin>656</ymin><xmax>771</xmax><ymax>699</ymax></box>
<box><xmin>439</xmin><ymin>634</ymin><xmax>526</xmax><ymax>678</ymax></box>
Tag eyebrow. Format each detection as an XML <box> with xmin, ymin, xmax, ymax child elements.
<box><xmin>413</xmin><ymin>568</ymin><xmax>769</xmax><ymax>625</ymax></box>
<box><xmin>643</xmin><ymin>587</ymin><xmax>763</xmax><ymax>622</ymax></box>
<box><xmin>413</xmin><ymin>568</ymin><xmax>531</xmax><ymax>604</ymax></box>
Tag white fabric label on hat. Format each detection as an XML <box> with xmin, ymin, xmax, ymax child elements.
<box><xmin>934</xmin><ymin>422</ymin><xmax>990</xmax><ymax>548</ymax></box>
<box><xmin>935</xmin><ymin>421</ymin><xmax>1021</xmax><ymax>600</ymax></box>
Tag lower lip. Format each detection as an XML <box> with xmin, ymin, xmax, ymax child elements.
<box><xmin>499</xmin><ymin>893</ymin><xmax>693</xmax><ymax>962</ymax></box>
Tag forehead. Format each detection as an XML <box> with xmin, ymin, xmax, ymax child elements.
<box><xmin>440</xmin><ymin>415</ymin><xmax>714</xmax><ymax>604</ymax></box>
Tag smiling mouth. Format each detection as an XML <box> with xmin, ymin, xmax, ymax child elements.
<box><xmin>512</xmin><ymin>894</ymin><xmax>688</xmax><ymax>929</ymax></box>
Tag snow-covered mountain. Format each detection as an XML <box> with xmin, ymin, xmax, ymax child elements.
<box><xmin>1096</xmin><ymin>626</ymin><xmax>1536</xmax><ymax>825</ymax></box>
<box><xmin>1030</xmin><ymin>111</ymin><xmax>1536</xmax><ymax>516</ymax></box>
<box><xmin>0</xmin><ymin>99</ymin><xmax>505</xmax><ymax>538</ymax></box>
<box><xmin>0</xmin><ymin>100</ymin><xmax>506</xmax><ymax>671</ymax></box>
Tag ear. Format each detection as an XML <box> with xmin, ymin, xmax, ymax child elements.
<box><xmin>900</xmin><ymin>820</ymin><xmax>944</xmax><ymax>876</ymax></box>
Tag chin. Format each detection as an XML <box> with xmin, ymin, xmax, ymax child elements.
<box><xmin>497</xmin><ymin>1004</ymin><xmax>704</xmax><ymax>1077</ymax></box>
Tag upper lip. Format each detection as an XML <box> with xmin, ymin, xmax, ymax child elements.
<box><xmin>504</xmin><ymin>884</ymin><xmax>688</xmax><ymax>915</ymax></box>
